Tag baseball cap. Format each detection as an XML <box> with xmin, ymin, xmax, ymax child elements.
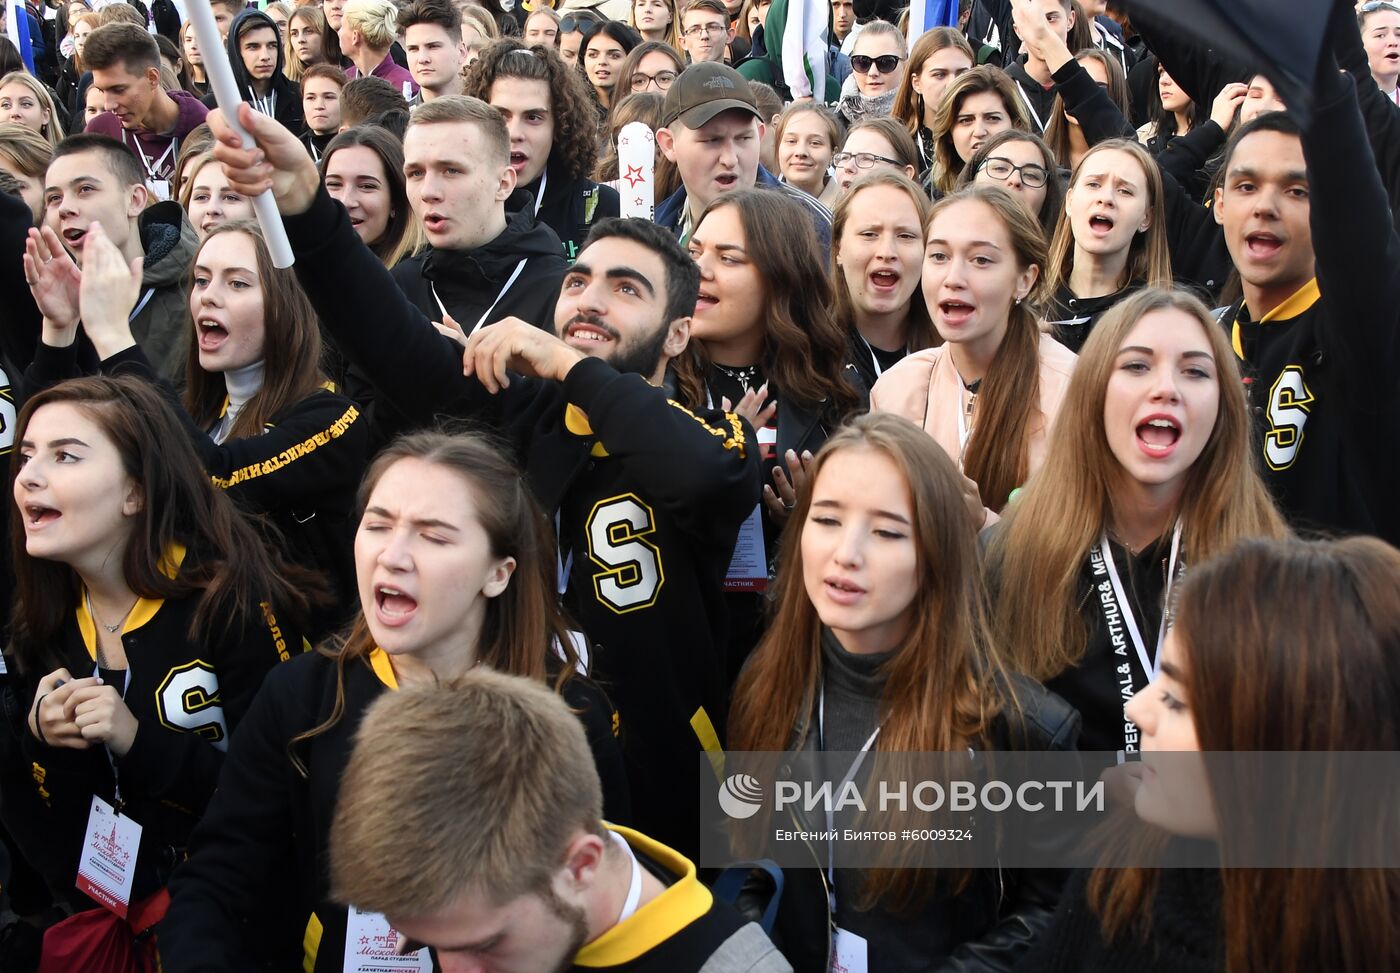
<box><xmin>661</xmin><ymin>62</ymin><xmax>762</xmax><ymax>130</ymax></box>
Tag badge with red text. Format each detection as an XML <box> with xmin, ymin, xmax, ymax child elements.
<box><xmin>344</xmin><ymin>905</ymin><xmax>432</xmax><ymax>973</ymax></box>
<box><xmin>75</xmin><ymin>796</ymin><xmax>141</xmax><ymax>919</ymax></box>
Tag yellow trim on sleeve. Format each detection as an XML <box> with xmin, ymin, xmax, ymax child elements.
<box><xmin>210</xmin><ymin>404</ymin><xmax>361</xmax><ymax>489</ymax></box>
<box><xmin>302</xmin><ymin>911</ymin><xmax>323</xmax><ymax>973</ymax></box>
<box><xmin>573</xmin><ymin>826</ymin><xmax>714</xmax><ymax>968</ymax></box>
<box><xmin>691</xmin><ymin>706</ymin><xmax>725</xmax><ymax>781</ymax></box>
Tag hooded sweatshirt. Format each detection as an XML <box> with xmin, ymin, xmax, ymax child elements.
<box><xmin>87</xmin><ymin>89</ymin><xmax>209</xmax><ymax>199</ymax></box>
<box><xmin>131</xmin><ymin>200</ymin><xmax>198</xmax><ymax>382</ymax></box>
<box><xmin>737</xmin><ymin>0</ymin><xmax>842</xmax><ymax>103</ymax></box>
<box><xmin>203</xmin><ymin>10</ymin><xmax>305</xmax><ymax>137</ymax></box>
<box><xmin>512</xmin><ymin>150</ymin><xmax>621</xmax><ymax>264</ymax></box>
<box><xmin>389</xmin><ymin>198</ymin><xmax>567</xmax><ymax>334</ymax></box>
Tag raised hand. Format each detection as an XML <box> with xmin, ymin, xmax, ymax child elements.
<box><xmin>1209</xmin><ymin>82</ymin><xmax>1250</xmax><ymax>130</ymax></box>
<box><xmin>1011</xmin><ymin>0</ymin><xmax>1074</xmax><ymax>73</ymax></box>
<box><xmin>762</xmin><ymin>448</ymin><xmax>814</xmax><ymax>524</ymax></box>
<box><xmin>460</xmin><ymin>317</ymin><xmax>585</xmax><ymax>393</ymax></box>
<box><xmin>78</xmin><ymin>223</ymin><xmax>142</xmax><ymax>359</ymax></box>
<box><xmin>24</xmin><ymin>224</ymin><xmax>83</xmax><ymax>343</ymax></box>
<box><xmin>207</xmin><ymin>103</ymin><xmax>321</xmax><ymax>216</ymax></box>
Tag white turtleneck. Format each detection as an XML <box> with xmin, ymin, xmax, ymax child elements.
<box><xmin>210</xmin><ymin>360</ymin><xmax>267</xmax><ymax>444</ymax></box>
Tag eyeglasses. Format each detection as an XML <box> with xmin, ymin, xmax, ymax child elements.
<box><xmin>683</xmin><ymin>23</ymin><xmax>727</xmax><ymax>38</ymax></box>
<box><xmin>560</xmin><ymin>13</ymin><xmax>603</xmax><ymax>32</ymax></box>
<box><xmin>849</xmin><ymin>54</ymin><xmax>903</xmax><ymax>75</ymax></box>
<box><xmin>1361</xmin><ymin>1</ymin><xmax>1400</xmax><ymax>12</ymax></box>
<box><xmin>833</xmin><ymin>150</ymin><xmax>901</xmax><ymax>169</ymax></box>
<box><xmin>630</xmin><ymin>69</ymin><xmax>677</xmax><ymax>91</ymax></box>
<box><xmin>979</xmin><ymin>156</ymin><xmax>1050</xmax><ymax>188</ymax></box>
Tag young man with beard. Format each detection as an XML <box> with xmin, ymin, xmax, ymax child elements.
<box><xmin>208</xmin><ymin>100</ymin><xmax>761</xmax><ymax>857</ymax></box>
<box><xmin>398</xmin><ymin>0</ymin><xmax>468</xmax><ymax>102</ymax></box>
<box><xmin>465</xmin><ymin>40</ymin><xmax>620</xmax><ymax>263</ymax></box>
<box><xmin>1213</xmin><ymin>34</ymin><xmax>1400</xmax><ymax>546</ymax></box>
<box><xmin>330</xmin><ymin>674</ymin><xmax>790</xmax><ymax>972</ymax></box>
<box><xmin>36</xmin><ymin>134</ymin><xmax>196</xmax><ymax>381</ymax></box>
<box><xmin>83</xmin><ymin>23</ymin><xmax>209</xmax><ymax>201</ymax></box>
<box><xmin>205</xmin><ymin>9</ymin><xmax>306</xmax><ymax>137</ymax></box>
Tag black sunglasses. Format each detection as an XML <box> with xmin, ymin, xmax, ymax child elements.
<box><xmin>849</xmin><ymin>54</ymin><xmax>903</xmax><ymax>75</ymax></box>
<box><xmin>560</xmin><ymin>12</ymin><xmax>603</xmax><ymax>32</ymax></box>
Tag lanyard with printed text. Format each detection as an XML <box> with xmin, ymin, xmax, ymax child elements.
<box><xmin>1095</xmin><ymin>520</ymin><xmax>1183</xmax><ymax>691</ymax></box>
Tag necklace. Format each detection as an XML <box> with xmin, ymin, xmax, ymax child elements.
<box><xmin>713</xmin><ymin>362</ymin><xmax>761</xmax><ymax>394</ymax></box>
<box><xmin>85</xmin><ymin>589</ymin><xmax>138</xmax><ymax>635</ymax></box>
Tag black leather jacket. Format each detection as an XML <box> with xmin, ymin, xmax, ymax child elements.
<box><xmin>771</xmin><ymin>674</ymin><xmax>1081</xmax><ymax>973</ymax></box>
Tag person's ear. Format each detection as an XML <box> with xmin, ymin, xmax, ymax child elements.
<box><xmin>1015</xmin><ymin>262</ymin><xmax>1040</xmax><ymax>303</ymax></box>
<box><xmin>727</xmin><ymin>24</ymin><xmax>736</xmax><ymax>43</ymax></box>
<box><xmin>663</xmin><ymin>315</ymin><xmax>691</xmax><ymax>360</ymax></box>
<box><xmin>656</xmin><ymin>126</ymin><xmax>677</xmax><ymax>162</ymax></box>
<box><xmin>122</xmin><ymin>483</ymin><xmax>143</xmax><ymax>517</ymax></box>
<box><xmin>1212</xmin><ymin>186</ymin><xmax>1225</xmax><ymax>226</ymax></box>
<box><xmin>559</xmin><ymin>831</ymin><xmax>608</xmax><ymax>893</ymax></box>
<box><xmin>903</xmin><ymin>164</ymin><xmax>916</xmax><ymax>180</ymax></box>
<box><xmin>127</xmin><ymin>182</ymin><xmax>149</xmax><ymax>218</ymax></box>
<box><xmin>146</xmin><ymin>65</ymin><xmax>161</xmax><ymax>89</ymax></box>
<box><xmin>496</xmin><ymin>160</ymin><xmax>517</xmax><ymax>200</ymax></box>
<box><xmin>481</xmin><ymin>555</ymin><xmax>516</xmax><ymax>598</ymax></box>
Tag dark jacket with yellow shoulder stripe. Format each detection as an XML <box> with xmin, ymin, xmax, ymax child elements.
<box><xmin>160</xmin><ymin>648</ymin><xmax>630</xmax><ymax>973</ymax></box>
<box><xmin>25</xmin><ymin>341</ymin><xmax>370</xmax><ymax>632</ymax></box>
<box><xmin>0</xmin><ymin>546</ymin><xmax>302</xmax><ymax>912</ymax></box>
<box><xmin>282</xmin><ymin>185</ymin><xmax>761</xmax><ymax>859</ymax></box>
<box><xmin>1218</xmin><ymin>67</ymin><xmax>1400</xmax><ymax>547</ymax></box>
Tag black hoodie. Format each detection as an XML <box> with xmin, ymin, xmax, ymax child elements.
<box><xmin>389</xmin><ymin>197</ymin><xmax>567</xmax><ymax>333</ymax></box>
<box><xmin>510</xmin><ymin>152</ymin><xmax>621</xmax><ymax>264</ymax></box>
<box><xmin>204</xmin><ymin>10</ymin><xmax>305</xmax><ymax>138</ymax></box>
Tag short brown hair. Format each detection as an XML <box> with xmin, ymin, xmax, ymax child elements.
<box><xmin>397</xmin><ymin>0</ymin><xmax>461</xmax><ymax>38</ymax></box>
<box><xmin>83</xmin><ymin>22</ymin><xmax>160</xmax><ymax>73</ymax></box>
<box><xmin>96</xmin><ymin>3</ymin><xmax>146</xmax><ymax>28</ymax></box>
<box><xmin>300</xmin><ymin>62</ymin><xmax>348</xmax><ymax>96</ymax></box>
<box><xmin>339</xmin><ymin>75</ymin><xmax>407</xmax><ymax>127</ymax></box>
<box><xmin>683</xmin><ymin>0</ymin><xmax>729</xmax><ymax>21</ymax></box>
<box><xmin>330</xmin><ymin>670</ymin><xmax>604</xmax><ymax>916</ymax></box>
<box><xmin>408</xmin><ymin>94</ymin><xmax>509</xmax><ymax>167</ymax></box>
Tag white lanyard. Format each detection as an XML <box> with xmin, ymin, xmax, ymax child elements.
<box><xmin>431</xmin><ymin>257</ymin><xmax>528</xmax><ymax>336</ymax></box>
<box><xmin>817</xmin><ymin>683</ymin><xmax>882</xmax><ymax>906</ymax></box>
<box><xmin>124</xmin><ymin>131</ymin><xmax>176</xmax><ymax>182</ymax></box>
<box><xmin>86</xmin><ymin>594</ymin><xmax>133</xmax><ymax>808</ymax></box>
<box><xmin>955</xmin><ymin>383</ymin><xmax>975</xmax><ymax>460</ymax></box>
<box><xmin>1015</xmin><ymin>83</ymin><xmax>1046</xmax><ymax>133</ymax></box>
<box><xmin>858</xmin><ymin>333</ymin><xmax>904</xmax><ymax>381</ymax></box>
<box><xmin>609</xmin><ymin>830</ymin><xmax>643</xmax><ymax>924</ymax></box>
<box><xmin>1096</xmin><ymin>520</ymin><xmax>1183</xmax><ymax>687</ymax></box>
<box><xmin>554</xmin><ymin>510</ymin><xmax>573</xmax><ymax>595</ymax></box>
<box><xmin>129</xmin><ymin>288</ymin><xmax>154</xmax><ymax>322</ymax></box>
<box><xmin>252</xmin><ymin>89</ymin><xmax>277</xmax><ymax>118</ymax></box>
<box><xmin>308</xmin><ymin>137</ymin><xmax>322</xmax><ymax>164</ymax></box>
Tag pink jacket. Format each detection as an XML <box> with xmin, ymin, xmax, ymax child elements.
<box><xmin>870</xmin><ymin>333</ymin><xmax>1078</xmax><ymax>518</ymax></box>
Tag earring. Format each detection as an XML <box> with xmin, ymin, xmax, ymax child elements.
<box><xmin>1015</xmin><ymin>296</ymin><xmax>1023</xmax><ymax>305</ymax></box>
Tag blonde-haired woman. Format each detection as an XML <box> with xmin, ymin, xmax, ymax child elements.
<box><xmin>285</xmin><ymin>4</ymin><xmax>333</xmax><ymax>83</ymax></box>
<box><xmin>629</xmin><ymin>0</ymin><xmax>681</xmax><ymax>54</ymax></box>
<box><xmin>0</xmin><ymin>72</ymin><xmax>60</xmax><ymax>148</ymax></box>
<box><xmin>985</xmin><ymin>287</ymin><xmax>1287</xmax><ymax>753</ymax></box>
<box><xmin>339</xmin><ymin>0</ymin><xmax>418</xmax><ymax>97</ymax></box>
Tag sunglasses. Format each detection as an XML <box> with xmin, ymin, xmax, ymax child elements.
<box><xmin>849</xmin><ymin>54</ymin><xmax>903</xmax><ymax>75</ymax></box>
<box><xmin>1361</xmin><ymin>1</ymin><xmax>1400</xmax><ymax>11</ymax></box>
<box><xmin>560</xmin><ymin>13</ymin><xmax>603</xmax><ymax>32</ymax></box>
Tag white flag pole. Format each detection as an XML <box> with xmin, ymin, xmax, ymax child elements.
<box><xmin>186</xmin><ymin>0</ymin><xmax>295</xmax><ymax>267</ymax></box>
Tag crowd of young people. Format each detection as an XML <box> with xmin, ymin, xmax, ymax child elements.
<box><xmin>0</xmin><ymin>0</ymin><xmax>1395</xmax><ymax>970</ymax></box>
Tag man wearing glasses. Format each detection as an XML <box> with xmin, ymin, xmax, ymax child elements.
<box><xmin>680</xmin><ymin>0</ymin><xmax>735</xmax><ymax>64</ymax></box>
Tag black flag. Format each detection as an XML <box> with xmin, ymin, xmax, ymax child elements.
<box><xmin>1123</xmin><ymin>0</ymin><xmax>1337</xmax><ymax>126</ymax></box>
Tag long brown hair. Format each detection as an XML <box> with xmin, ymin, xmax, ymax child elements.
<box><xmin>927</xmin><ymin>185</ymin><xmax>1049</xmax><ymax>513</ymax></box>
<box><xmin>182</xmin><ymin>222</ymin><xmax>328</xmax><ymax>441</ymax></box>
<box><xmin>290</xmin><ymin>430</ymin><xmax>580</xmax><ymax>766</ymax></box>
<box><xmin>1044</xmin><ymin>138</ymin><xmax>1172</xmax><ymax>297</ymax></box>
<box><xmin>685</xmin><ymin>189</ymin><xmax>860</xmax><ymax>416</ymax></box>
<box><xmin>729</xmin><ymin>413</ymin><xmax>1008</xmax><ymax>907</ymax></box>
<box><xmin>319</xmin><ymin>125</ymin><xmax>420</xmax><ymax>268</ymax></box>
<box><xmin>987</xmin><ymin>288</ymin><xmax>1288</xmax><ymax>682</ymax></box>
<box><xmin>1089</xmin><ymin>536</ymin><xmax>1400</xmax><ymax>973</ymax></box>
<box><xmin>831</xmin><ymin>169</ymin><xmax>935</xmax><ymax>355</ymax></box>
<box><xmin>931</xmin><ymin>66</ymin><xmax>1029</xmax><ymax>195</ymax></box>
<box><xmin>891</xmin><ymin>26</ymin><xmax>975</xmax><ymax>138</ymax></box>
<box><xmin>9</xmin><ymin>377</ymin><xmax>316</xmax><ymax>675</ymax></box>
